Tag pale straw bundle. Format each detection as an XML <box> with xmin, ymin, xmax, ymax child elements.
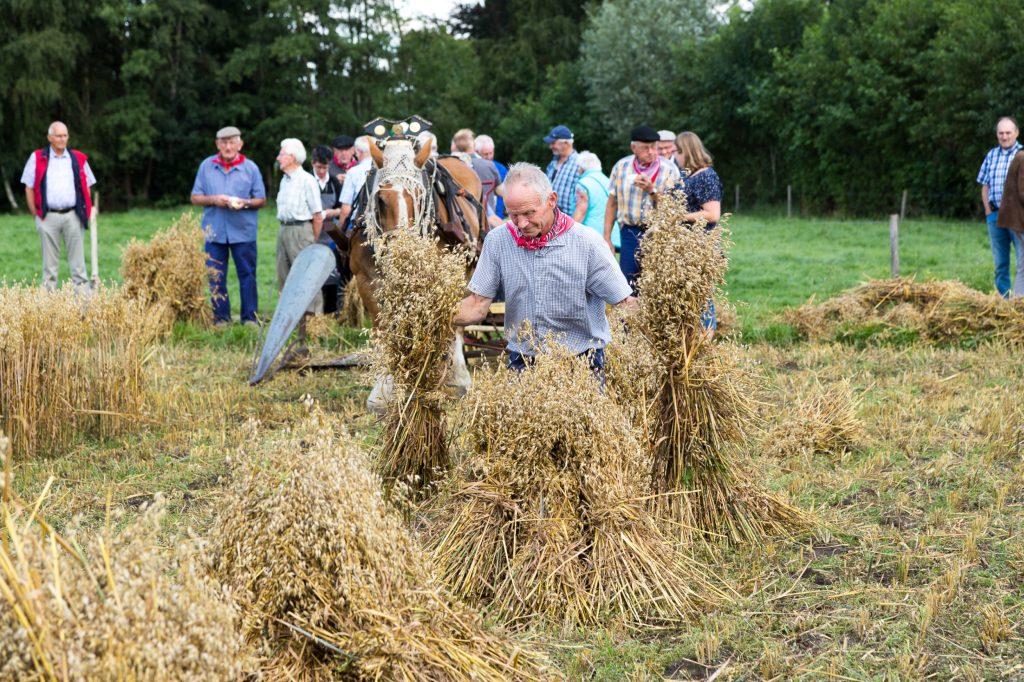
<box><xmin>371</xmin><ymin>229</ymin><xmax>471</xmax><ymax>492</ymax></box>
<box><xmin>622</xmin><ymin>190</ymin><xmax>809</xmax><ymax>544</ymax></box>
<box><xmin>766</xmin><ymin>380</ymin><xmax>864</xmax><ymax>459</ymax></box>
<box><xmin>205</xmin><ymin>412</ymin><xmax>553</xmax><ymax>681</ymax></box>
<box><xmin>121</xmin><ymin>211</ymin><xmax>212</xmax><ymax>328</ymax></box>
<box><xmin>786</xmin><ymin>276</ymin><xmax>1024</xmax><ymax>345</ymax></box>
<box><xmin>0</xmin><ymin>481</ymin><xmax>244</xmax><ymax>681</ymax></box>
<box><xmin>428</xmin><ymin>346</ymin><xmax>731</xmax><ymax>630</ymax></box>
<box><xmin>0</xmin><ymin>284</ymin><xmax>160</xmax><ymax>459</ymax></box>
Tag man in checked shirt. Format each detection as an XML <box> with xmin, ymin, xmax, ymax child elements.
<box><xmin>454</xmin><ymin>163</ymin><xmax>636</xmax><ymax>381</ymax></box>
<box><xmin>977</xmin><ymin>116</ymin><xmax>1024</xmax><ymax>298</ymax></box>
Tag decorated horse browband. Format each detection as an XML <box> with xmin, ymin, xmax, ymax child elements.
<box><xmin>363</xmin><ymin>115</ymin><xmax>432</xmax><ymax>148</ymax></box>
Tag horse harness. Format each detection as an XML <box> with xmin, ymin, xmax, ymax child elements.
<box><xmin>352</xmin><ymin>154</ymin><xmax>488</xmax><ymax>255</ymax></box>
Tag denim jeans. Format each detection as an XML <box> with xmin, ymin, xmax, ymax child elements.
<box><xmin>619</xmin><ymin>225</ymin><xmax>645</xmax><ymax>291</ymax></box>
<box><xmin>205</xmin><ymin>240</ymin><xmax>259</xmax><ymax>322</ymax></box>
<box><xmin>986</xmin><ymin>212</ymin><xmax>1024</xmax><ymax>298</ymax></box>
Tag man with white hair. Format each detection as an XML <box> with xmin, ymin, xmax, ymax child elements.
<box><xmin>454</xmin><ymin>162</ymin><xmax>635</xmax><ymax>378</ymax></box>
<box><xmin>21</xmin><ymin>121</ymin><xmax>97</xmax><ymax>291</ymax></box>
<box><xmin>657</xmin><ymin>130</ymin><xmax>676</xmax><ymax>161</ymax></box>
<box><xmin>573</xmin><ymin>151</ymin><xmax>619</xmax><ymax>249</ymax></box>
<box><xmin>275</xmin><ymin>138</ymin><xmax>324</xmax><ymax>317</ymax></box>
<box><xmin>475</xmin><ymin>134</ymin><xmax>507</xmax><ymax>218</ymax></box>
<box><xmin>339</xmin><ymin>135</ymin><xmax>373</xmax><ymax>231</ymax></box>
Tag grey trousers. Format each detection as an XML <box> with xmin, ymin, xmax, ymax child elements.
<box><xmin>37</xmin><ymin>211</ymin><xmax>88</xmax><ymax>291</ymax></box>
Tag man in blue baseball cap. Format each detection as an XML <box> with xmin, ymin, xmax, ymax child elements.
<box><xmin>544</xmin><ymin>125</ymin><xmax>581</xmax><ymax>216</ymax></box>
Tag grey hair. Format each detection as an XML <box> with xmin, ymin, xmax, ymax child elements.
<box><xmin>577</xmin><ymin>151</ymin><xmax>602</xmax><ymax>172</ymax></box>
<box><xmin>504</xmin><ymin>162</ymin><xmax>553</xmax><ymax>201</ymax></box>
<box><xmin>47</xmin><ymin>121</ymin><xmax>67</xmax><ymax>135</ymax></box>
<box><xmin>416</xmin><ymin>131</ymin><xmax>438</xmax><ymax>156</ymax></box>
<box><xmin>354</xmin><ymin>135</ymin><xmax>371</xmax><ymax>155</ymax></box>
<box><xmin>658</xmin><ymin>129</ymin><xmax>676</xmax><ymax>142</ymax></box>
<box><xmin>474</xmin><ymin>134</ymin><xmax>495</xmax><ymax>153</ymax></box>
<box><xmin>279</xmin><ymin>138</ymin><xmax>307</xmax><ymax>165</ymax></box>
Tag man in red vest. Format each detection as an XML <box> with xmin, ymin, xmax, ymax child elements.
<box><xmin>20</xmin><ymin>121</ymin><xmax>96</xmax><ymax>291</ymax></box>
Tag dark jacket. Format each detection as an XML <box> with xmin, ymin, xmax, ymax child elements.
<box><xmin>998</xmin><ymin>151</ymin><xmax>1024</xmax><ymax>233</ymax></box>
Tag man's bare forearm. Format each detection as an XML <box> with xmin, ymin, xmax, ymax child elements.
<box><xmin>25</xmin><ymin>188</ymin><xmax>36</xmax><ymax>215</ymax></box>
<box><xmin>453</xmin><ymin>293</ymin><xmax>492</xmax><ymax>326</ymax></box>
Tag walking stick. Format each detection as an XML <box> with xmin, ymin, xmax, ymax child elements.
<box><xmin>90</xmin><ymin>192</ymin><xmax>99</xmax><ymax>288</ymax></box>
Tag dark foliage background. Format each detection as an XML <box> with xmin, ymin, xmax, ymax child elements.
<box><xmin>1</xmin><ymin>0</ymin><xmax>1022</xmax><ymax>216</ymax></box>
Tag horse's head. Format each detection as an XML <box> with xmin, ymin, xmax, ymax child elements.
<box><xmin>366</xmin><ymin>137</ymin><xmax>434</xmax><ymax>240</ymax></box>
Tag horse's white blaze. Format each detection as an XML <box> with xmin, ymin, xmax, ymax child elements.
<box><xmin>450</xmin><ymin>329</ymin><xmax>472</xmax><ymax>395</ymax></box>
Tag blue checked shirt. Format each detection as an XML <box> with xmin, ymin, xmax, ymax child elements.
<box><xmin>468</xmin><ymin>223</ymin><xmax>633</xmax><ymax>355</ymax></box>
<box><xmin>608</xmin><ymin>155</ymin><xmax>680</xmax><ymax>226</ymax></box>
<box><xmin>977</xmin><ymin>142</ymin><xmax>1023</xmax><ymax>207</ymax></box>
<box><xmin>547</xmin><ymin>151</ymin><xmax>581</xmax><ymax>215</ymax></box>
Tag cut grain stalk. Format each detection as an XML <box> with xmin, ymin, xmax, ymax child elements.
<box><xmin>618</xmin><ymin>189</ymin><xmax>810</xmax><ymax>544</ymax></box>
<box><xmin>372</xmin><ymin>228</ymin><xmax>470</xmax><ymax>493</ymax></box>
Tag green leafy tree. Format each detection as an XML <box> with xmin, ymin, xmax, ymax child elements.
<box><xmin>579</xmin><ymin>0</ymin><xmax>716</xmax><ymax>140</ymax></box>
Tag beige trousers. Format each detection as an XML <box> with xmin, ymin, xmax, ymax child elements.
<box><xmin>276</xmin><ymin>222</ymin><xmax>323</xmax><ymax>314</ymax></box>
<box><xmin>37</xmin><ymin>211</ymin><xmax>88</xmax><ymax>291</ymax></box>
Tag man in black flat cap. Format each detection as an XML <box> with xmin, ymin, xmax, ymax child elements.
<box><xmin>604</xmin><ymin>124</ymin><xmax>680</xmax><ymax>289</ymax></box>
<box><xmin>329</xmin><ymin>135</ymin><xmax>357</xmax><ymax>186</ymax></box>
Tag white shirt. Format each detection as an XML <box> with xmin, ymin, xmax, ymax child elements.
<box><xmin>339</xmin><ymin>157</ymin><xmax>372</xmax><ymax>206</ymax></box>
<box><xmin>276</xmin><ymin>167</ymin><xmax>323</xmax><ymax>222</ymax></box>
<box><xmin>21</xmin><ymin>148</ymin><xmax>97</xmax><ymax>210</ymax></box>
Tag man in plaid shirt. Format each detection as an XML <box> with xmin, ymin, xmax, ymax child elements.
<box><xmin>454</xmin><ymin>162</ymin><xmax>635</xmax><ymax>379</ymax></box>
<box><xmin>545</xmin><ymin>125</ymin><xmax>581</xmax><ymax>216</ymax></box>
<box><xmin>977</xmin><ymin>116</ymin><xmax>1023</xmax><ymax>297</ymax></box>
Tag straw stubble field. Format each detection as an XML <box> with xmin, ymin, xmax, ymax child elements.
<box><xmin>3</xmin><ymin>209</ymin><xmax>1023</xmax><ymax>679</ymax></box>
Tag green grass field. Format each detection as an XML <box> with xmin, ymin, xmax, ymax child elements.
<box><xmin>0</xmin><ymin>208</ymin><xmax>997</xmax><ymax>328</ymax></box>
<box><xmin>4</xmin><ymin>208</ymin><xmax>1023</xmax><ymax>680</ymax></box>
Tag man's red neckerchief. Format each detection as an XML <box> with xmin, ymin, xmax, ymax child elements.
<box><xmin>507</xmin><ymin>208</ymin><xmax>574</xmax><ymax>250</ymax></box>
<box><xmin>213</xmin><ymin>154</ymin><xmax>246</xmax><ymax>170</ymax></box>
<box><xmin>632</xmin><ymin>154</ymin><xmax>661</xmax><ymax>183</ymax></box>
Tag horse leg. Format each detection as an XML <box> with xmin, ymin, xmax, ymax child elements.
<box><xmin>448</xmin><ymin>328</ymin><xmax>472</xmax><ymax>396</ymax></box>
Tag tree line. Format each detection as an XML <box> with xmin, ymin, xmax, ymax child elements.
<box><xmin>2</xmin><ymin>0</ymin><xmax>1022</xmax><ymax>217</ymax></box>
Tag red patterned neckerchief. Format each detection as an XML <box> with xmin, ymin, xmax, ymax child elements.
<box><xmin>213</xmin><ymin>153</ymin><xmax>246</xmax><ymax>170</ymax></box>
<box><xmin>632</xmin><ymin>154</ymin><xmax>662</xmax><ymax>183</ymax></box>
<box><xmin>507</xmin><ymin>208</ymin><xmax>574</xmax><ymax>250</ymax></box>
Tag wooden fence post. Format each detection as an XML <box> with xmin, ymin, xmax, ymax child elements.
<box><xmin>787</xmin><ymin>185</ymin><xmax>792</xmax><ymax>218</ymax></box>
<box><xmin>900</xmin><ymin>189</ymin><xmax>908</xmax><ymax>221</ymax></box>
<box><xmin>889</xmin><ymin>214</ymin><xmax>900</xmax><ymax>278</ymax></box>
<box><xmin>734</xmin><ymin>184</ymin><xmax>740</xmax><ymax>213</ymax></box>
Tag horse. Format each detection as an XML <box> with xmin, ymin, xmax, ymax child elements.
<box><xmin>349</xmin><ymin>135</ymin><xmax>487</xmax><ymax>412</ymax></box>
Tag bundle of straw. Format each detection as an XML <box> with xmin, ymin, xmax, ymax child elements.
<box><xmin>371</xmin><ymin>229</ymin><xmax>470</xmax><ymax>491</ymax></box>
<box><xmin>621</xmin><ymin>190</ymin><xmax>809</xmax><ymax>544</ymax></box>
<box><xmin>205</xmin><ymin>412</ymin><xmax>553</xmax><ymax>681</ymax></box>
<box><xmin>428</xmin><ymin>347</ymin><xmax>731</xmax><ymax>630</ymax></box>
<box><xmin>121</xmin><ymin>211</ymin><xmax>212</xmax><ymax>328</ymax></box>
<box><xmin>0</xmin><ymin>486</ymin><xmax>244</xmax><ymax>681</ymax></box>
<box><xmin>786</xmin><ymin>277</ymin><xmax>1024</xmax><ymax>345</ymax></box>
<box><xmin>766</xmin><ymin>380</ymin><xmax>864</xmax><ymax>459</ymax></box>
<box><xmin>0</xmin><ymin>284</ymin><xmax>160</xmax><ymax>459</ymax></box>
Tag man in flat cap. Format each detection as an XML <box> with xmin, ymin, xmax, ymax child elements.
<box><xmin>605</xmin><ymin>124</ymin><xmax>680</xmax><ymax>289</ymax></box>
<box><xmin>329</xmin><ymin>135</ymin><xmax>357</xmax><ymax>187</ymax></box>
<box><xmin>191</xmin><ymin>126</ymin><xmax>267</xmax><ymax>327</ymax></box>
<box><xmin>544</xmin><ymin>125</ymin><xmax>581</xmax><ymax>216</ymax></box>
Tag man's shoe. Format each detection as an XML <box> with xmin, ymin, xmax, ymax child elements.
<box><xmin>213</xmin><ymin>318</ymin><xmax>232</xmax><ymax>329</ymax></box>
<box><xmin>243</xmin><ymin>319</ymin><xmax>261</xmax><ymax>330</ymax></box>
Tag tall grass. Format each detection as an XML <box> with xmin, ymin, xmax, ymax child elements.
<box><xmin>0</xmin><ymin>284</ymin><xmax>160</xmax><ymax>458</ymax></box>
